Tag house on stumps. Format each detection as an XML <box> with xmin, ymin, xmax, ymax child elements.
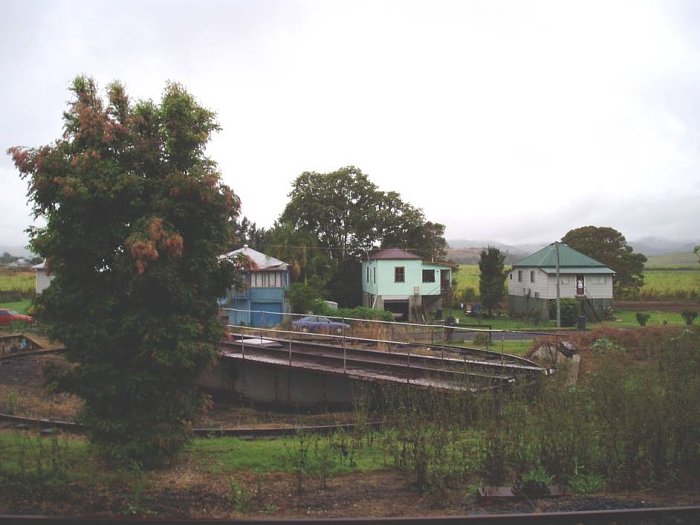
<box><xmin>508</xmin><ymin>242</ymin><xmax>614</xmax><ymax>322</ymax></box>
<box><xmin>220</xmin><ymin>246</ymin><xmax>291</xmax><ymax>328</ymax></box>
<box><xmin>361</xmin><ymin>248</ymin><xmax>453</xmax><ymax>322</ymax></box>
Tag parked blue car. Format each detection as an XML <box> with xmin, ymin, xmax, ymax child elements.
<box><xmin>292</xmin><ymin>316</ymin><xmax>350</xmax><ymax>334</ymax></box>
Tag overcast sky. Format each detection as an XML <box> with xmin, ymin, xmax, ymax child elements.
<box><xmin>1</xmin><ymin>0</ymin><xmax>699</xmax><ymax>249</ymax></box>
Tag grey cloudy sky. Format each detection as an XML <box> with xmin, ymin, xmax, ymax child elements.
<box><xmin>1</xmin><ymin>0</ymin><xmax>698</xmax><ymax>248</ymax></box>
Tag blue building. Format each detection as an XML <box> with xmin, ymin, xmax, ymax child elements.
<box><xmin>221</xmin><ymin>246</ymin><xmax>291</xmax><ymax>327</ymax></box>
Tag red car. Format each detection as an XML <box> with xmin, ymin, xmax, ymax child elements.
<box><xmin>0</xmin><ymin>308</ymin><xmax>33</xmax><ymax>325</ymax></box>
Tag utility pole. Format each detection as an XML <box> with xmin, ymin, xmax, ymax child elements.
<box><xmin>555</xmin><ymin>241</ymin><xmax>561</xmax><ymax>328</ymax></box>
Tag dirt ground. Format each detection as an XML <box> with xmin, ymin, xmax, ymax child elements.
<box><xmin>1</xmin><ymin>347</ymin><xmax>699</xmax><ymax>519</ymax></box>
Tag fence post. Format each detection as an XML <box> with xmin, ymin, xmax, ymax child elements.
<box><xmin>501</xmin><ymin>330</ymin><xmax>505</xmax><ymax>366</ymax></box>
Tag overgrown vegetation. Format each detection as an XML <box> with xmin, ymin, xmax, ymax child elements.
<box><xmin>1</xmin><ymin>327</ymin><xmax>698</xmax><ymax>513</ymax></box>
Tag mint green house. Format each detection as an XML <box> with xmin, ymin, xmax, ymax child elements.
<box><xmin>361</xmin><ymin>248</ymin><xmax>453</xmax><ymax>322</ymax></box>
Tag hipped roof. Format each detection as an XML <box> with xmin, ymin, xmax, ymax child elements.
<box><xmin>366</xmin><ymin>247</ymin><xmax>453</xmax><ymax>268</ymax></box>
<box><xmin>512</xmin><ymin>243</ymin><xmax>614</xmax><ymax>274</ymax></box>
<box><xmin>224</xmin><ymin>246</ymin><xmax>289</xmax><ymax>271</ymax></box>
<box><xmin>367</xmin><ymin>248</ymin><xmax>422</xmax><ymax>261</ymax></box>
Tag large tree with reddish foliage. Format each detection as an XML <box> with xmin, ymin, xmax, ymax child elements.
<box><xmin>8</xmin><ymin>77</ymin><xmax>240</xmax><ymax>466</ymax></box>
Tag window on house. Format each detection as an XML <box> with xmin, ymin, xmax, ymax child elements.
<box><xmin>509</xmin><ymin>273</ymin><xmax>512</xmax><ymax>280</ymax></box>
<box><xmin>395</xmin><ymin>266</ymin><xmax>405</xmax><ymax>283</ymax></box>
<box><xmin>251</xmin><ymin>272</ymin><xmax>285</xmax><ymax>288</ymax></box>
<box><xmin>366</xmin><ymin>266</ymin><xmax>370</xmax><ymax>282</ymax></box>
<box><xmin>422</xmin><ymin>269</ymin><xmax>435</xmax><ymax>283</ymax></box>
<box><xmin>517</xmin><ymin>270</ymin><xmax>523</xmax><ymax>282</ymax></box>
<box><xmin>373</xmin><ymin>267</ymin><xmax>376</xmax><ymax>283</ymax></box>
<box><xmin>530</xmin><ymin>271</ymin><xmax>535</xmax><ymax>283</ymax></box>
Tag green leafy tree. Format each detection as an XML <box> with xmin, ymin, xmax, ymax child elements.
<box><xmin>265</xmin><ymin>220</ymin><xmax>331</xmax><ymax>286</ymax></box>
<box><xmin>280</xmin><ymin>166</ymin><xmax>379</xmax><ymax>262</ymax></box>
<box><xmin>562</xmin><ymin>226</ymin><xmax>647</xmax><ymax>298</ymax></box>
<box><xmin>478</xmin><ymin>246</ymin><xmax>507</xmax><ymax>316</ymax></box>
<box><xmin>0</xmin><ymin>252</ymin><xmax>18</xmax><ymax>264</ymax></box>
<box><xmin>8</xmin><ymin>77</ymin><xmax>240</xmax><ymax>466</ymax></box>
<box><xmin>377</xmin><ymin>193</ymin><xmax>447</xmax><ymax>261</ymax></box>
<box><xmin>286</xmin><ymin>281</ymin><xmax>323</xmax><ymax>314</ymax></box>
<box><xmin>233</xmin><ymin>216</ymin><xmax>268</xmax><ymax>251</ymax></box>
<box><xmin>279</xmin><ymin>166</ymin><xmax>447</xmax><ymax>305</ymax></box>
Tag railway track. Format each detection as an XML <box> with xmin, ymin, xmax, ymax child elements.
<box><xmin>0</xmin><ymin>506</ymin><xmax>698</xmax><ymax>524</ymax></box>
<box><xmin>223</xmin><ymin>332</ymin><xmax>547</xmax><ymax>391</ymax></box>
<box><xmin>0</xmin><ymin>412</ymin><xmax>381</xmax><ymax>438</ymax></box>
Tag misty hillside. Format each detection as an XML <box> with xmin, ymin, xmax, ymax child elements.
<box><xmin>447</xmin><ymin>237</ymin><xmax>699</xmax><ymax>265</ymax></box>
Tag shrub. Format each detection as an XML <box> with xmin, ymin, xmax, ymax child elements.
<box><xmin>313</xmin><ymin>302</ymin><xmax>394</xmax><ymax>322</ymax></box>
<box><xmin>635</xmin><ymin>312</ymin><xmax>650</xmax><ymax>326</ymax></box>
<box><xmin>285</xmin><ymin>282</ymin><xmax>321</xmax><ymax>314</ymax></box>
<box><xmin>549</xmin><ymin>299</ymin><xmax>579</xmax><ymax>327</ymax></box>
<box><xmin>473</xmin><ymin>333</ymin><xmax>491</xmax><ymax>347</ymax></box>
<box><xmin>681</xmin><ymin>310</ymin><xmax>698</xmax><ymax>326</ymax></box>
<box><xmin>568</xmin><ymin>470</ymin><xmax>606</xmax><ymax>494</ymax></box>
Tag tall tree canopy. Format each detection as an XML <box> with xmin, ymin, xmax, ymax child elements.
<box><xmin>8</xmin><ymin>77</ymin><xmax>240</xmax><ymax>466</ymax></box>
<box><xmin>279</xmin><ymin>166</ymin><xmax>447</xmax><ymax>305</ymax></box>
<box><xmin>232</xmin><ymin>216</ymin><xmax>268</xmax><ymax>251</ymax></box>
<box><xmin>478</xmin><ymin>246</ymin><xmax>507</xmax><ymax>316</ymax></box>
<box><xmin>562</xmin><ymin>226</ymin><xmax>647</xmax><ymax>297</ymax></box>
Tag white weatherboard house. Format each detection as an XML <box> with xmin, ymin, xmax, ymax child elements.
<box><xmin>361</xmin><ymin>248</ymin><xmax>452</xmax><ymax>322</ymax></box>
<box><xmin>33</xmin><ymin>261</ymin><xmax>53</xmax><ymax>294</ymax></box>
<box><xmin>508</xmin><ymin>243</ymin><xmax>614</xmax><ymax>321</ymax></box>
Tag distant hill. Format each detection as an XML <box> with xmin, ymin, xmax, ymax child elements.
<box><xmin>629</xmin><ymin>237</ymin><xmax>699</xmax><ymax>256</ymax></box>
<box><xmin>447</xmin><ymin>240</ymin><xmax>545</xmax><ymax>264</ymax></box>
<box><xmin>645</xmin><ymin>252</ymin><xmax>699</xmax><ymax>266</ymax></box>
<box><xmin>0</xmin><ymin>246</ymin><xmax>34</xmax><ymax>259</ymax></box>
<box><xmin>448</xmin><ymin>236</ymin><xmax>699</xmax><ymax>265</ymax></box>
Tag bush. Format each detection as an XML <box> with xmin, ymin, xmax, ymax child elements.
<box><xmin>568</xmin><ymin>470</ymin><xmax>606</xmax><ymax>494</ymax></box>
<box><xmin>286</xmin><ymin>282</ymin><xmax>322</xmax><ymax>314</ymax></box>
<box><xmin>635</xmin><ymin>312</ymin><xmax>650</xmax><ymax>326</ymax></box>
<box><xmin>681</xmin><ymin>310</ymin><xmax>698</xmax><ymax>326</ymax></box>
<box><xmin>549</xmin><ymin>299</ymin><xmax>579</xmax><ymax>327</ymax></box>
<box><xmin>313</xmin><ymin>302</ymin><xmax>394</xmax><ymax>322</ymax></box>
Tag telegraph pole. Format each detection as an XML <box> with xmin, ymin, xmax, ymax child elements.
<box><xmin>555</xmin><ymin>241</ymin><xmax>561</xmax><ymax>328</ymax></box>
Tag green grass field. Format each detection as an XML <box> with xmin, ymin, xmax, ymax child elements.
<box><xmin>0</xmin><ymin>270</ymin><xmax>34</xmax><ymax>294</ymax></box>
<box><xmin>453</xmin><ymin>265</ymin><xmax>482</xmax><ymax>298</ymax></box>
<box><xmin>0</xmin><ymin>299</ymin><xmax>32</xmax><ymax>314</ymax></box>
<box><xmin>639</xmin><ymin>267</ymin><xmax>700</xmax><ymax>300</ymax></box>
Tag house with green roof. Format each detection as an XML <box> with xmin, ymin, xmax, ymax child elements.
<box><xmin>508</xmin><ymin>242</ymin><xmax>614</xmax><ymax>321</ymax></box>
<box><xmin>362</xmin><ymin>248</ymin><xmax>453</xmax><ymax>322</ymax></box>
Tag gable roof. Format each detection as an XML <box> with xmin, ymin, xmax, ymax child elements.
<box><xmin>512</xmin><ymin>243</ymin><xmax>614</xmax><ymax>274</ymax></box>
<box><xmin>224</xmin><ymin>245</ymin><xmax>289</xmax><ymax>271</ymax></box>
<box><xmin>367</xmin><ymin>248</ymin><xmax>422</xmax><ymax>261</ymax></box>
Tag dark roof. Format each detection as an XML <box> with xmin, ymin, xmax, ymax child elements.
<box><xmin>512</xmin><ymin>243</ymin><xmax>614</xmax><ymax>273</ymax></box>
<box><xmin>367</xmin><ymin>248</ymin><xmax>422</xmax><ymax>261</ymax></box>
